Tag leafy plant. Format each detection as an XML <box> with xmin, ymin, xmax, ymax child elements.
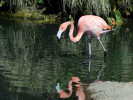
<box><xmin>0</xmin><ymin>0</ymin><xmax>5</xmax><ymax>7</ymax></box>
<box><xmin>69</xmin><ymin>15</ymin><xmax>74</xmax><ymax>23</ymax></box>
<box><xmin>38</xmin><ymin>0</ymin><xmax>43</xmax><ymax>3</ymax></box>
<box><xmin>130</xmin><ymin>6</ymin><xmax>133</xmax><ymax>12</ymax></box>
<box><xmin>115</xmin><ymin>10</ymin><xmax>122</xmax><ymax>24</ymax></box>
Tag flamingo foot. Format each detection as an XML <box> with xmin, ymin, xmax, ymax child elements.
<box><xmin>57</xmin><ymin>37</ymin><xmax>61</xmax><ymax>43</ymax></box>
<box><xmin>104</xmin><ymin>51</ymin><xmax>107</xmax><ymax>59</ymax></box>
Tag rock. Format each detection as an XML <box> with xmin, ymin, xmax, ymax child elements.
<box><xmin>87</xmin><ymin>81</ymin><xmax>133</xmax><ymax>100</ymax></box>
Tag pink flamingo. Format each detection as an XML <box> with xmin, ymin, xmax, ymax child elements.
<box><xmin>57</xmin><ymin>15</ymin><xmax>114</xmax><ymax>58</ymax></box>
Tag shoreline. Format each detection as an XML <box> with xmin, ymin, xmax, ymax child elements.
<box><xmin>0</xmin><ymin>12</ymin><xmax>58</xmax><ymax>23</ymax></box>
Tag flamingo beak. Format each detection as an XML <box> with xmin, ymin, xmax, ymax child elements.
<box><xmin>57</xmin><ymin>28</ymin><xmax>63</xmax><ymax>43</ymax></box>
<box><xmin>56</xmin><ymin>83</ymin><xmax>61</xmax><ymax>93</ymax></box>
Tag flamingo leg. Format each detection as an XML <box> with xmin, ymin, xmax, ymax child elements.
<box><xmin>97</xmin><ymin>36</ymin><xmax>107</xmax><ymax>58</ymax></box>
<box><xmin>88</xmin><ymin>36</ymin><xmax>91</xmax><ymax>59</ymax></box>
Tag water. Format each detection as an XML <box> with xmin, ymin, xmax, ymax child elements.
<box><xmin>0</xmin><ymin>16</ymin><xmax>133</xmax><ymax>100</ymax></box>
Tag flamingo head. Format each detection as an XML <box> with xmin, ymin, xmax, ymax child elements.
<box><xmin>57</xmin><ymin>22</ymin><xmax>68</xmax><ymax>41</ymax></box>
<box><xmin>102</xmin><ymin>25</ymin><xmax>111</xmax><ymax>31</ymax></box>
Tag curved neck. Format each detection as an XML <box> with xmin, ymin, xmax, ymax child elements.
<box><xmin>66</xmin><ymin>21</ymin><xmax>83</xmax><ymax>42</ymax></box>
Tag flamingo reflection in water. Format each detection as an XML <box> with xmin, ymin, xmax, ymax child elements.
<box><xmin>56</xmin><ymin>77</ymin><xmax>86</xmax><ymax>100</ymax></box>
<box><xmin>87</xmin><ymin>58</ymin><xmax>107</xmax><ymax>82</ymax></box>
<box><xmin>56</xmin><ymin>59</ymin><xmax>107</xmax><ymax>99</ymax></box>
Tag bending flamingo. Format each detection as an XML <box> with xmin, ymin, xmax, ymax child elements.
<box><xmin>57</xmin><ymin>15</ymin><xmax>114</xmax><ymax>58</ymax></box>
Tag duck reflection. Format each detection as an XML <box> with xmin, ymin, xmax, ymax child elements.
<box><xmin>56</xmin><ymin>77</ymin><xmax>85</xmax><ymax>100</ymax></box>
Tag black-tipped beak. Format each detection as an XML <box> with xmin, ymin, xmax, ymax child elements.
<box><xmin>111</xmin><ymin>28</ymin><xmax>115</xmax><ymax>31</ymax></box>
<box><xmin>56</xmin><ymin>28</ymin><xmax>63</xmax><ymax>43</ymax></box>
<box><xmin>57</xmin><ymin>37</ymin><xmax>61</xmax><ymax>43</ymax></box>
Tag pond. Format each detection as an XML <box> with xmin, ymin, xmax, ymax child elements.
<box><xmin>0</xmin><ymin>16</ymin><xmax>133</xmax><ymax>100</ymax></box>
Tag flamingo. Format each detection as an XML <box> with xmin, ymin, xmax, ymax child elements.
<box><xmin>57</xmin><ymin>15</ymin><xmax>114</xmax><ymax>58</ymax></box>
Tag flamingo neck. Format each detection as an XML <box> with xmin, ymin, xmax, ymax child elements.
<box><xmin>67</xmin><ymin>21</ymin><xmax>83</xmax><ymax>42</ymax></box>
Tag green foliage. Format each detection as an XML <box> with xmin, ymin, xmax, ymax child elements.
<box><xmin>130</xmin><ymin>6</ymin><xmax>133</xmax><ymax>12</ymax></box>
<box><xmin>62</xmin><ymin>0</ymin><xmax>111</xmax><ymax>17</ymax></box>
<box><xmin>121</xmin><ymin>0</ymin><xmax>133</xmax><ymax>16</ymax></box>
<box><xmin>0</xmin><ymin>0</ymin><xmax>5</xmax><ymax>7</ymax></box>
<box><xmin>107</xmin><ymin>17</ymin><xmax>115</xmax><ymax>25</ymax></box>
<box><xmin>121</xmin><ymin>0</ymin><xmax>132</xmax><ymax>8</ymax></box>
<box><xmin>112</xmin><ymin>25</ymin><xmax>121</xmax><ymax>36</ymax></box>
<box><xmin>107</xmin><ymin>17</ymin><xmax>112</xmax><ymax>25</ymax></box>
<box><xmin>115</xmin><ymin>10</ymin><xmax>122</xmax><ymax>24</ymax></box>
<box><xmin>69</xmin><ymin>15</ymin><xmax>74</xmax><ymax>23</ymax></box>
<box><xmin>1</xmin><ymin>0</ymin><xmax>133</xmax><ymax>20</ymax></box>
<box><xmin>110</xmin><ymin>0</ymin><xmax>116</xmax><ymax>9</ymax></box>
<box><xmin>38</xmin><ymin>0</ymin><xmax>43</xmax><ymax>3</ymax></box>
<box><xmin>61</xmin><ymin>0</ymin><xmax>132</xmax><ymax>19</ymax></box>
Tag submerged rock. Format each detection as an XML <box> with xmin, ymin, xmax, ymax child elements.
<box><xmin>87</xmin><ymin>81</ymin><xmax>133</xmax><ymax>100</ymax></box>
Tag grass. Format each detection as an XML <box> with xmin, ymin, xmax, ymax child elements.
<box><xmin>61</xmin><ymin>0</ymin><xmax>111</xmax><ymax>17</ymax></box>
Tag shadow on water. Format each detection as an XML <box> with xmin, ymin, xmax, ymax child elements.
<box><xmin>0</xmin><ymin>16</ymin><xmax>133</xmax><ymax>100</ymax></box>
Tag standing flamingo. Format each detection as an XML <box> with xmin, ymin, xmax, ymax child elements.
<box><xmin>57</xmin><ymin>15</ymin><xmax>114</xmax><ymax>58</ymax></box>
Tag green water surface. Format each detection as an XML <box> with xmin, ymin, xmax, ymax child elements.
<box><xmin>0</xmin><ymin>17</ymin><xmax>133</xmax><ymax>100</ymax></box>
